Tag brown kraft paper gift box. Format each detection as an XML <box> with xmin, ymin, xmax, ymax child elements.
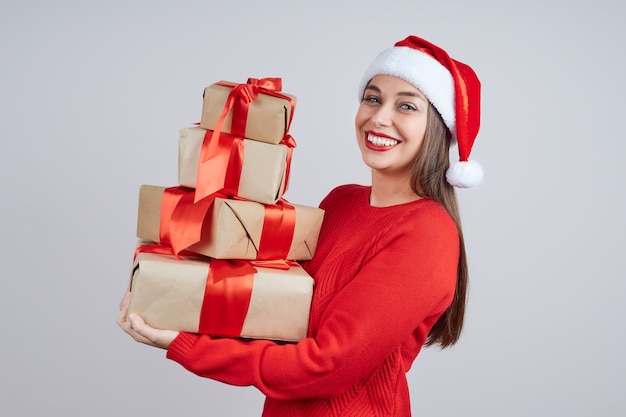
<box><xmin>178</xmin><ymin>126</ymin><xmax>289</xmax><ymax>205</ymax></box>
<box><xmin>128</xmin><ymin>251</ymin><xmax>314</xmax><ymax>342</ymax></box>
<box><xmin>136</xmin><ymin>185</ymin><xmax>324</xmax><ymax>260</ymax></box>
<box><xmin>199</xmin><ymin>80</ymin><xmax>296</xmax><ymax>145</ymax></box>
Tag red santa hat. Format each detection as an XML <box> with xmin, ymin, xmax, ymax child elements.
<box><xmin>358</xmin><ymin>35</ymin><xmax>483</xmax><ymax>188</ymax></box>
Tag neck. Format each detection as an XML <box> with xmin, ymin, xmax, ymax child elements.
<box><xmin>369</xmin><ymin>170</ymin><xmax>421</xmax><ymax>207</ymax></box>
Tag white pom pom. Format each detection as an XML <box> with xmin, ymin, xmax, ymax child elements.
<box><xmin>446</xmin><ymin>160</ymin><xmax>484</xmax><ymax>188</ymax></box>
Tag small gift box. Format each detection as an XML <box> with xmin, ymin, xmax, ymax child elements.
<box><xmin>178</xmin><ymin>126</ymin><xmax>290</xmax><ymax>205</ymax></box>
<box><xmin>127</xmin><ymin>250</ymin><xmax>314</xmax><ymax>341</ymax></box>
<box><xmin>199</xmin><ymin>79</ymin><xmax>296</xmax><ymax>145</ymax></box>
<box><xmin>136</xmin><ymin>185</ymin><xmax>324</xmax><ymax>260</ymax></box>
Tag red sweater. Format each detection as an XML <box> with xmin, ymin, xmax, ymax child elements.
<box><xmin>166</xmin><ymin>184</ymin><xmax>460</xmax><ymax>416</ymax></box>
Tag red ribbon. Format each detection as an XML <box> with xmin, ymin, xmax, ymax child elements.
<box><xmin>280</xmin><ymin>134</ymin><xmax>296</xmax><ymax>193</ymax></box>
<box><xmin>195</xmin><ymin>78</ymin><xmax>297</xmax><ymax>203</ymax></box>
<box><xmin>249</xmin><ymin>259</ymin><xmax>299</xmax><ymax>270</ymax></box>
<box><xmin>195</xmin><ymin>130</ymin><xmax>245</xmax><ymax>203</ymax></box>
<box><xmin>224</xmin><ymin>135</ymin><xmax>245</xmax><ymax>195</ymax></box>
<box><xmin>199</xmin><ymin>258</ymin><xmax>300</xmax><ymax>335</ymax></box>
<box><xmin>257</xmin><ymin>199</ymin><xmax>296</xmax><ymax>260</ymax></box>
<box><xmin>159</xmin><ymin>186</ymin><xmax>191</xmax><ymax>247</ymax></box>
<box><xmin>133</xmin><ymin>242</ymin><xmax>198</xmax><ymax>260</ymax></box>
<box><xmin>160</xmin><ymin>186</ymin><xmax>227</xmax><ymax>255</ymax></box>
<box><xmin>199</xmin><ymin>259</ymin><xmax>255</xmax><ymax>336</ymax></box>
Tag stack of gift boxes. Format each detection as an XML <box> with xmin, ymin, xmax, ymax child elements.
<box><xmin>127</xmin><ymin>78</ymin><xmax>324</xmax><ymax>342</ymax></box>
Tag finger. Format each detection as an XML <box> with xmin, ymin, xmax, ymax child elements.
<box><xmin>117</xmin><ymin>314</ymin><xmax>134</xmax><ymax>335</ymax></box>
<box><xmin>119</xmin><ymin>291</ymin><xmax>130</xmax><ymax>311</ymax></box>
<box><xmin>116</xmin><ymin>311</ymin><xmax>126</xmax><ymax>329</ymax></box>
<box><xmin>128</xmin><ymin>314</ymin><xmax>157</xmax><ymax>342</ymax></box>
<box><xmin>129</xmin><ymin>314</ymin><xmax>178</xmax><ymax>348</ymax></box>
<box><xmin>129</xmin><ymin>328</ymin><xmax>156</xmax><ymax>346</ymax></box>
<box><xmin>128</xmin><ymin>314</ymin><xmax>155</xmax><ymax>340</ymax></box>
<box><xmin>116</xmin><ymin>291</ymin><xmax>132</xmax><ymax>328</ymax></box>
<box><xmin>118</xmin><ymin>314</ymin><xmax>154</xmax><ymax>345</ymax></box>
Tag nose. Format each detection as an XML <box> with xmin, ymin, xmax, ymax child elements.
<box><xmin>371</xmin><ymin>105</ymin><xmax>392</xmax><ymax>127</ymax></box>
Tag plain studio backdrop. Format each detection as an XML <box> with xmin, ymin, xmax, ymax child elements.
<box><xmin>1</xmin><ymin>1</ymin><xmax>623</xmax><ymax>416</ymax></box>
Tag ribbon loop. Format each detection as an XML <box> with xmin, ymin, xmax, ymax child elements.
<box><xmin>232</xmin><ymin>83</ymin><xmax>257</xmax><ymax>105</ymax></box>
<box><xmin>280</xmin><ymin>134</ymin><xmax>297</xmax><ymax>149</ymax></box>
<box><xmin>247</xmin><ymin>77</ymin><xmax>282</xmax><ymax>91</ymax></box>
<box><xmin>160</xmin><ymin>186</ymin><xmax>230</xmax><ymax>255</ymax></box>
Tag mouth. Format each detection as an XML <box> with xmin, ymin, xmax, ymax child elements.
<box><xmin>366</xmin><ymin>132</ymin><xmax>399</xmax><ymax>150</ymax></box>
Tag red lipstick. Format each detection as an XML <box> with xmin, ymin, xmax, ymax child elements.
<box><xmin>365</xmin><ymin>131</ymin><xmax>399</xmax><ymax>151</ymax></box>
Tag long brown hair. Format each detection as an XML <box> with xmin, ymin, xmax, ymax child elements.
<box><xmin>410</xmin><ymin>103</ymin><xmax>468</xmax><ymax>348</ymax></box>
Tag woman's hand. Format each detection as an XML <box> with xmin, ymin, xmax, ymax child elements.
<box><xmin>117</xmin><ymin>291</ymin><xmax>179</xmax><ymax>349</ymax></box>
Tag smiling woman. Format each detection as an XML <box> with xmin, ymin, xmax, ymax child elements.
<box><xmin>118</xmin><ymin>34</ymin><xmax>483</xmax><ymax>417</ymax></box>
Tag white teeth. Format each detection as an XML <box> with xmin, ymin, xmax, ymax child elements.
<box><xmin>367</xmin><ymin>134</ymin><xmax>398</xmax><ymax>147</ymax></box>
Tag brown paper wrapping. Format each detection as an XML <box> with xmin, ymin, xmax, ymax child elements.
<box><xmin>178</xmin><ymin>126</ymin><xmax>289</xmax><ymax>205</ymax></box>
<box><xmin>127</xmin><ymin>252</ymin><xmax>313</xmax><ymax>341</ymax></box>
<box><xmin>199</xmin><ymin>81</ymin><xmax>296</xmax><ymax>144</ymax></box>
<box><xmin>136</xmin><ymin>185</ymin><xmax>324</xmax><ymax>260</ymax></box>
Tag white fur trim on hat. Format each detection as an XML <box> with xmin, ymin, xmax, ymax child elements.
<box><xmin>445</xmin><ymin>160</ymin><xmax>483</xmax><ymax>188</ymax></box>
<box><xmin>358</xmin><ymin>46</ymin><xmax>456</xmax><ymax>135</ymax></box>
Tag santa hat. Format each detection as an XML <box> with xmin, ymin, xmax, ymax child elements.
<box><xmin>358</xmin><ymin>35</ymin><xmax>483</xmax><ymax>188</ymax></box>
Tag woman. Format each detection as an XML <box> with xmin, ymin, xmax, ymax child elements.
<box><xmin>118</xmin><ymin>34</ymin><xmax>482</xmax><ymax>416</ymax></box>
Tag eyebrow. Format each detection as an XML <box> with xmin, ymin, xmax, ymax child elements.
<box><xmin>365</xmin><ymin>84</ymin><xmax>427</xmax><ymax>102</ymax></box>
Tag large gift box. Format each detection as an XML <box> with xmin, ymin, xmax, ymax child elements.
<box><xmin>128</xmin><ymin>251</ymin><xmax>313</xmax><ymax>341</ymax></box>
<box><xmin>178</xmin><ymin>126</ymin><xmax>290</xmax><ymax>205</ymax></box>
<box><xmin>136</xmin><ymin>185</ymin><xmax>324</xmax><ymax>260</ymax></box>
<box><xmin>199</xmin><ymin>79</ymin><xmax>296</xmax><ymax>144</ymax></box>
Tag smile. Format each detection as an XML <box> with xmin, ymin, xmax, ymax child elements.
<box><xmin>366</xmin><ymin>133</ymin><xmax>399</xmax><ymax>149</ymax></box>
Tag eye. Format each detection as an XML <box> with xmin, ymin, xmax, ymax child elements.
<box><xmin>362</xmin><ymin>95</ymin><xmax>381</xmax><ymax>104</ymax></box>
<box><xmin>399</xmin><ymin>102</ymin><xmax>418</xmax><ymax>111</ymax></box>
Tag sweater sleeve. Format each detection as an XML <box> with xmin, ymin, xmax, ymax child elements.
<box><xmin>166</xmin><ymin>203</ymin><xmax>459</xmax><ymax>400</ymax></box>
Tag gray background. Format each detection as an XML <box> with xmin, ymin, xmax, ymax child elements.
<box><xmin>1</xmin><ymin>1</ymin><xmax>624</xmax><ymax>416</ymax></box>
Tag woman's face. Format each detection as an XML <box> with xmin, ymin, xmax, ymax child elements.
<box><xmin>355</xmin><ymin>74</ymin><xmax>429</xmax><ymax>177</ymax></box>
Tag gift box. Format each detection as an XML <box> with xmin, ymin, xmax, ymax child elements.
<box><xmin>199</xmin><ymin>79</ymin><xmax>296</xmax><ymax>144</ymax></box>
<box><xmin>178</xmin><ymin>126</ymin><xmax>290</xmax><ymax>205</ymax></box>
<box><xmin>127</xmin><ymin>251</ymin><xmax>313</xmax><ymax>341</ymax></box>
<box><xmin>136</xmin><ymin>185</ymin><xmax>324</xmax><ymax>260</ymax></box>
